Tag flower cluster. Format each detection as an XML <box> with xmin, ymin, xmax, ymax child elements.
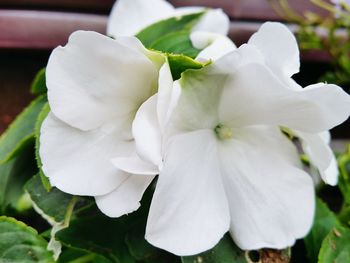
<box><xmin>39</xmin><ymin>0</ymin><xmax>350</xmax><ymax>256</ymax></box>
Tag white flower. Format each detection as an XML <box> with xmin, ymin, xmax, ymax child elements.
<box><xmin>39</xmin><ymin>30</ymin><xmax>167</xmax><ymax>217</ymax></box>
<box><xmin>190</xmin><ymin>31</ymin><xmax>237</xmax><ymax>62</ymax></box>
<box><xmin>119</xmin><ymin>35</ymin><xmax>350</xmax><ymax>255</ymax></box>
<box><xmin>107</xmin><ymin>0</ymin><xmax>230</xmax><ymax>38</ymax></box>
<box><xmin>248</xmin><ymin>22</ymin><xmax>341</xmax><ymax>185</ymax></box>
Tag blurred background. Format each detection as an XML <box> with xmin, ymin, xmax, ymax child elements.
<box><xmin>0</xmin><ymin>0</ymin><xmax>348</xmax><ymax>142</ymax></box>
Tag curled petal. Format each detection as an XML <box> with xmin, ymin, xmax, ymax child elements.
<box><xmin>133</xmin><ymin>94</ymin><xmax>162</xmax><ymax>167</ymax></box>
<box><xmin>248</xmin><ymin>22</ymin><xmax>300</xmax><ymax>77</ymax></box>
<box><xmin>96</xmin><ymin>174</ymin><xmax>155</xmax><ymax>218</ymax></box>
<box><xmin>297</xmin><ymin>131</ymin><xmax>339</xmax><ymax>185</ymax></box>
<box><xmin>112</xmin><ymin>155</ymin><xmax>159</xmax><ymax>176</ymax></box>
<box><xmin>157</xmin><ymin>62</ymin><xmax>176</xmax><ymax>131</ymax></box>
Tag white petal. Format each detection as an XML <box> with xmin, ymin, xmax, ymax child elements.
<box><xmin>320</xmin><ymin>130</ymin><xmax>331</xmax><ymax>144</ymax></box>
<box><xmin>146</xmin><ymin>130</ymin><xmax>230</xmax><ymax>256</ymax></box>
<box><xmin>207</xmin><ymin>44</ymin><xmax>265</xmax><ymax>75</ymax></box>
<box><xmin>218</xmin><ymin>63</ymin><xmax>350</xmax><ymax>133</ymax></box>
<box><xmin>191</xmin><ymin>32</ymin><xmax>236</xmax><ymax>62</ymax></box>
<box><xmin>234</xmin><ymin>126</ymin><xmax>302</xmax><ymax>168</ymax></box>
<box><xmin>112</xmin><ymin>155</ymin><xmax>159</xmax><ymax>176</ymax></box>
<box><xmin>40</xmin><ymin>113</ymin><xmax>132</xmax><ymax>196</ymax></box>
<box><xmin>133</xmin><ymin>94</ymin><xmax>162</xmax><ymax>167</ymax></box>
<box><xmin>192</xmin><ymin>9</ymin><xmax>230</xmax><ymax>36</ymax></box>
<box><xmin>172</xmin><ymin>7</ymin><xmax>205</xmax><ymax>16</ymax></box>
<box><xmin>248</xmin><ymin>22</ymin><xmax>300</xmax><ymax>77</ymax></box>
<box><xmin>157</xmin><ymin>62</ymin><xmax>175</xmax><ymax>131</ymax></box>
<box><xmin>219</xmin><ymin>136</ymin><xmax>315</xmax><ymax>250</ymax></box>
<box><xmin>107</xmin><ymin>0</ymin><xmax>174</xmax><ymax>37</ymax></box>
<box><xmin>95</xmin><ymin>174</ymin><xmax>155</xmax><ymax>218</ymax></box>
<box><xmin>297</xmin><ymin>131</ymin><xmax>339</xmax><ymax>185</ymax></box>
<box><xmin>47</xmin><ymin>31</ymin><xmax>158</xmax><ymax>131</ymax></box>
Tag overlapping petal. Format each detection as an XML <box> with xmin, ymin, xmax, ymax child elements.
<box><xmin>248</xmin><ymin>22</ymin><xmax>300</xmax><ymax>78</ymax></box>
<box><xmin>46</xmin><ymin>31</ymin><xmax>158</xmax><ymax>132</ymax></box>
<box><xmin>132</xmin><ymin>95</ymin><xmax>162</xmax><ymax>168</ymax></box>
<box><xmin>95</xmin><ymin>174</ymin><xmax>155</xmax><ymax>218</ymax></box>
<box><xmin>146</xmin><ymin>130</ymin><xmax>230</xmax><ymax>256</ymax></box>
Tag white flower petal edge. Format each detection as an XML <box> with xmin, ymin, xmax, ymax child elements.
<box><xmin>190</xmin><ymin>31</ymin><xmax>236</xmax><ymax>62</ymax></box>
<box><xmin>248</xmin><ymin>22</ymin><xmax>300</xmax><ymax>79</ymax></box>
<box><xmin>95</xmin><ymin>174</ymin><xmax>155</xmax><ymax>218</ymax></box>
<box><xmin>46</xmin><ymin>31</ymin><xmax>159</xmax><ymax>132</ymax></box>
<box><xmin>248</xmin><ymin>22</ymin><xmax>346</xmax><ymax>184</ymax></box>
<box><xmin>146</xmin><ymin>130</ymin><xmax>230</xmax><ymax>256</ymax></box>
<box><xmin>190</xmin><ymin>8</ymin><xmax>230</xmax><ymax>36</ymax></box>
<box><xmin>107</xmin><ymin>0</ymin><xmax>174</xmax><ymax>37</ymax></box>
<box><xmin>296</xmin><ymin>131</ymin><xmax>339</xmax><ymax>186</ymax></box>
<box><xmin>107</xmin><ymin>0</ymin><xmax>229</xmax><ymax>37</ymax></box>
<box><xmin>40</xmin><ymin>113</ymin><xmax>132</xmax><ymax>196</ymax></box>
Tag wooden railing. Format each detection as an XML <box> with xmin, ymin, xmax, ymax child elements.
<box><xmin>0</xmin><ymin>0</ymin><xmax>348</xmax><ymax>139</ymax></box>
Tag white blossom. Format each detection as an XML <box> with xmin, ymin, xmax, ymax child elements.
<box><xmin>248</xmin><ymin>22</ymin><xmax>341</xmax><ymax>185</ymax></box>
<box><xmin>107</xmin><ymin>0</ymin><xmax>230</xmax><ymax>38</ymax></box>
<box><xmin>116</xmin><ymin>23</ymin><xmax>350</xmax><ymax>255</ymax></box>
<box><xmin>39</xmin><ymin>31</ymin><xmax>166</xmax><ymax>217</ymax></box>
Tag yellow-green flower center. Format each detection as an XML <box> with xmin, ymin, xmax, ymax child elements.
<box><xmin>214</xmin><ymin>124</ymin><xmax>233</xmax><ymax>140</ymax></box>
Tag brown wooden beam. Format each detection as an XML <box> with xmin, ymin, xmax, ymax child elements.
<box><xmin>0</xmin><ymin>10</ymin><xmax>332</xmax><ymax>62</ymax></box>
<box><xmin>0</xmin><ymin>10</ymin><xmax>106</xmax><ymax>49</ymax></box>
<box><xmin>0</xmin><ymin>0</ymin><xmax>330</xmax><ymax>19</ymax></box>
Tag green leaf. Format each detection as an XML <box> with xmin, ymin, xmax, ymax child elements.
<box><xmin>125</xmin><ymin>220</ymin><xmax>180</xmax><ymax>263</ymax></box>
<box><xmin>167</xmin><ymin>54</ymin><xmax>206</xmax><ymax>80</ymax></box>
<box><xmin>25</xmin><ymin>174</ymin><xmax>79</xmax><ymax>260</ymax></box>
<box><xmin>25</xmin><ymin>174</ymin><xmax>74</xmax><ymax>223</ymax></box>
<box><xmin>304</xmin><ymin>198</ymin><xmax>340</xmax><ymax>263</ymax></box>
<box><xmin>0</xmin><ymin>95</ymin><xmax>47</xmax><ymax>164</ymax></box>
<box><xmin>136</xmin><ymin>12</ymin><xmax>204</xmax><ymax>48</ymax></box>
<box><xmin>318</xmin><ymin>226</ymin><xmax>350</xmax><ymax>263</ymax></box>
<box><xmin>151</xmin><ymin>31</ymin><xmax>200</xmax><ymax>58</ymax></box>
<box><xmin>56</xmin><ymin>213</ymin><xmax>137</xmax><ymax>263</ymax></box>
<box><xmin>34</xmin><ymin>103</ymin><xmax>51</xmax><ymax>191</ymax></box>
<box><xmin>181</xmin><ymin>234</ymin><xmax>246</xmax><ymax>263</ymax></box>
<box><xmin>31</xmin><ymin>68</ymin><xmax>47</xmax><ymax>95</ymax></box>
<box><xmin>338</xmin><ymin>148</ymin><xmax>350</xmax><ymax>206</ymax></box>
<box><xmin>0</xmin><ymin>216</ymin><xmax>54</xmax><ymax>262</ymax></box>
<box><xmin>0</xmin><ymin>145</ymin><xmax>38</xmax><ymax>213</ymax></box>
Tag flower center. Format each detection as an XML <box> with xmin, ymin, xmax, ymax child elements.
<box><xmin>214</xmin><ymin>124</ymin><xmax>233</xmax><ymax>140</ymax></box>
